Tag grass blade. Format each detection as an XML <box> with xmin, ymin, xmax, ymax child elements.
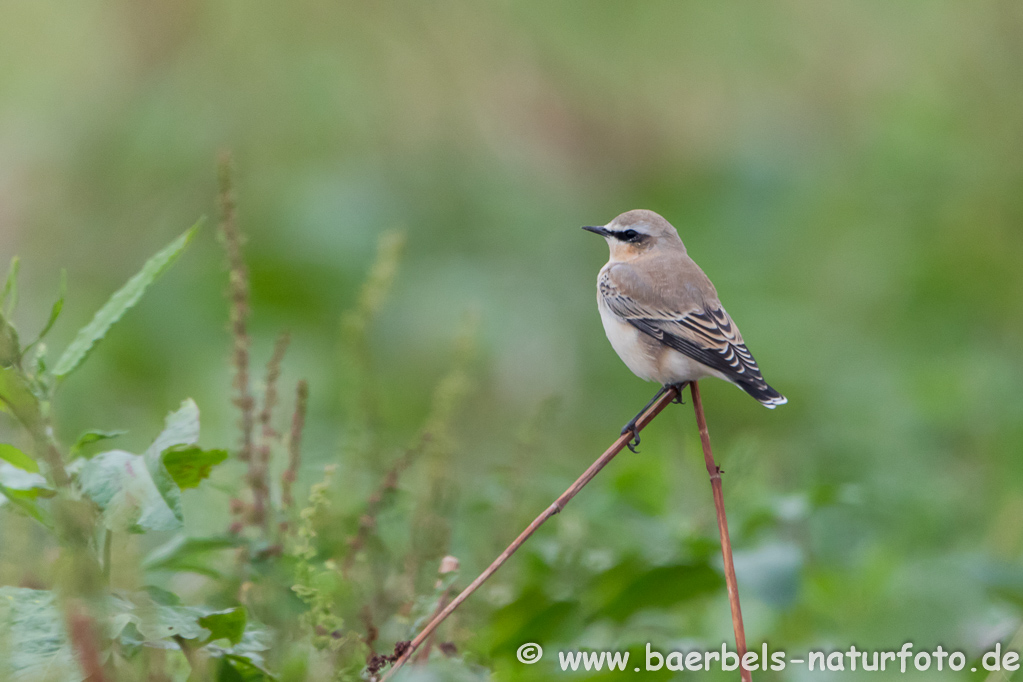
<box><xmin>53</xmin><ymin>221</ymin><xmax>202</xmax><ymax>379</ymax></box>
<box><xmin>24</xmin><ymin>270</ymin><xmax>66</xmax><ymax>354</ymax></box>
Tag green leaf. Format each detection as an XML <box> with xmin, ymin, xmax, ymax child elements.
<box><xmin>24</xmin><ymin>269</ymin><xmax>66</xmax><ymax>353</ymax></box>
<box><xmin>142</xmin><ymin>535</ymin><xmax>241</xmax><ymax>578</ymax></box>
<box><xmin>145</xmin><ymin>398</ymin><xmax>200</xmax><ymax>458</ymax></box>
<box><xmin>0</xmin><ymin>587</ymin><xmax>83</xmax><ymax>682</ymax></box>
<box><xmin>200</xmin><ymin>607</ymin><xmax>247</xmax><ymax>646</ymax></box>
<box><xmin>0</xmin><ymin>311</ymin><xmax>21</xmax><ymax>369</ymax></box>
<box><xmin>162</xmin><ymin>446</ymin><xmax>228</xmax><ymax>489</ymax></box>
<box><xmin>209</xmin><ymin>623</ymin><xmax>275</xmax><ymax>679</ymax></box>
<box><xmin>69</xmin><ymin>429</ymin><xmax>127</xmax><ymax>459</ymax></box>
<box><xmin>108</xmin><ymin>590</ymin><xmax>208</xmax><ymax>643</ymax></box>
<box><xmin>216</xmin><ymin>654</ymin><xmax>277</xmax><ymax>682</ymax></box>
<box><xmin>0</xmin><ymin>481</ymin><xmax>54</xmax><ymax>529</ymax></box>
<box><xmin>0</xmin><ymin>461</ymin><xmax>52</xmax><ymax>497</ymax></box>
<box><xmin>0</xmin><ymin>459</ymin><xmax>52</xmax><ymax>526</ymax></box>
<box><xmin>0</xmin><ymin>366</ymin><xmax>41</xmax><ymax>431</ymax></box>
<box><xmin>2</xmin><ymin>256</ymin><xmax>20</xmax><ymax>318</ymax></box>
<box><xmin>77</xmin><ymin>450</ymin><xmax>180</xmax><ymax>533</ymax></box>
<box><xmin>52</xmin><ymin>221</ymin><xmax>201</xmax><ymax>379</ymax></box>
<box><xmin>587</xmin><ymin>559</ymin><xmax>724</xmax><ymax>623</ymax></box>
<box><xmin>144</xmin><ymin>399</ymin><xmax>201</xmax><ymax>525</ymax></box>
<box><xmin>0</xmin><ymin>443</ymin><xmax>38</xmax><ymax>472</ymax></box>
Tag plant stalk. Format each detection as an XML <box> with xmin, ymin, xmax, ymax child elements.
<box><xmin>690</xmin><ymin>380</ymin><xmax>750</xmax><ymax>682</ymax></box>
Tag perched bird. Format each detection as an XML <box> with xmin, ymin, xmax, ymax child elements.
<box><xmin>584</xmin><ymin>209</ymin><xmax>785</xmax><ymax>451</ymax></box>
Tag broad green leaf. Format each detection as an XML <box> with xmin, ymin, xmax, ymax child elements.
<box><xmin>144</xmin><ymin>399</ymin><xmax>201</xmax><ymax>522</ymax></box>
<box><xmin>141</xmin><ymin>585</ymin><xmax>181</xmax><ymax>606</ymax></box>
<box><xmin>0</xmin><ymin>443</ymin><xmax>38</xmax><ymax>472</ymax></box>
<box><xmin>0</xmin><ymin>458</ymin><xmax>54</xmax><ymax>527</ymax></box>
<box><xmin>588</xmin><ymin>559</ymin><xmax>723</xmax><ymax>623</ymax></box>
<box><xmin>0</xmin><ymin>587</ymin><xmax>83</xmax><ymax>682</ymax></box>
<box><xmin>52</xmin><ymin>221</ymin><xmax>201</xmax><ymax>379</ymax></box>
<box><xmin>134</xmin><ymin>602</ymin><xmax>207</xmax><ymax>642</ymax></box>
<box><xmin>111</xmin><ymin>620</ymin><xmax>145</xmax><ymax>657</ymax></box>
<box><xmin>2</xmin><ymin>256</ymin><xmax>19</xmax><ymax>317</ymax></box>
<box><xmin>108</xmin><ymin>590</ymin><xmax>208</xmax><ymax>643</ymax></box>
<box><xmin>216</xmin><ymin>654</ymin><xmax>277</xmax><ymax>682</ymax></box>
<box><xmin>200</xmin><ymin>607</ymin><xmax>247</xmax><ymax>646</ymax></box>
<box><xmin>143</xmin><ymin>535</ymin><xmax>241</xmax><ymax>578</ymax></box>
<box><xmin>77</xmin><ymin>450</ymin><xmax>180</xmax><ymax>533</ymax></box>
<box><xmin>0</xmin><ymin>480</ymin><xmax>54</xmax><ymax>529</ymax></box>
<box><xmin>0</xmin><ymin>366</ymin><xmax>41</xmax><ymax>431</ymax></box>
<box><xmin>0</xmin><ymin>459</ymin><xmax>54</xmax><ymax>529</ymax></box>
<box><xmin>69</xmin><ymin>429</ymin><xmax>126</xmax><ymax>459</ymax></box>
<box><xmin>162</xmin><ymin>446</ymin><xmax>228</xmax><ymax>489</ymax></box>
<box><xmin>0</xmin><ymin>311</ymin><xmax>20</xmax><ymax>369</ymax></box>
<box><xmin>24</xmin><ymin>270</ymin><xmax>66</xmax><ymax>353</ymax></box>
<box><xmin>208</xmin><ymin>622</ymin><xmax>274</xmax><ymax>677</ymax></box>
<box><xmin>145</xmin><ymin>398</ymin><xmax>200</xmax><ymax>458</ymax></box>
<box><xmin>0</xmin><ymin>462</ymin><xmax>51</xmax><ymax>497</ymax></box>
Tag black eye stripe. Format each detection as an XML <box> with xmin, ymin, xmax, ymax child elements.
<box><xmin>614</xmin><ymin>229</ymin><xmax>644</xmax><ymax>242</ymax></box>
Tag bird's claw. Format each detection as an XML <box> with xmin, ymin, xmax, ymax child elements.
<box><xmin>671</xmin><ymin>383</ymin><xmax>687</xmax><ymax>404</ymax></box>
<box><xmin>621</xmin><ymin>424</ymin><xmax>641</xmax><ymax>453</ymax></box>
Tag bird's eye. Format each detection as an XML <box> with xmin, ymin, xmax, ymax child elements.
<box><xmin>620</xmin><ymin>229</ymin><xmax>639</xmax><ymax>241</ymax></box>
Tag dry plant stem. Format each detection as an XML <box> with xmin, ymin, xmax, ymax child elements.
<box><xmin>251</xmin><ymin>332</ymin><xmax>290</xmax><ymax>530</ymax></box>
<box><xmin>67</xmin><ymin>603</ymin><xmax>107</xmax><ymax>682</ymax></box>
<box><xmin>380</xmin><ymin>386</ymin><xmax>681</xmax><ymax>681</ymax></box>
<box><xmin>690</xmin><ymin>380</ymin><xmax>751</xmax><ymax>682</ymax></box>
<box><xmin>344</xmin><ymin>435</ymin><xmax>431</xmax><ymax>578</ymax></box>
<box><xmin>217</xmin><ymin>152</ymin><xmax>255</xmax><ymax>465</ymax></box>
<box><xmin>281</xmin><ymin>379</ymin><xmax>309</xmax><ymax>512</ymax></box>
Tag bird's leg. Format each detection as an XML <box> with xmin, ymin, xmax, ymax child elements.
<box><xmin>621</xmin><ymin>385</ymin><xmax>669</xmax><ymax>453</ymax></box>
<box><xmin>670</xmin><ymin>382</ymin><xmax>690</xmax><ymax>404</ymax></box>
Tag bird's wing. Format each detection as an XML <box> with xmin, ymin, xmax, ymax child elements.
<box><xmin>600</xmin><ymin>263</ymin><xmax>769</xmax><ymax>388</ymax></box>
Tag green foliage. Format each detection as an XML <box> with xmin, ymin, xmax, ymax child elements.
<box><xmin>0</xmin><ymin>443</ymin><xmax>38</xmax><ymax>473</ymax></box>
<box><xmin>0</xmin><ymin>366</ymin><xmax>42</xmax><ymax>432</ymax></box>
<box><xmin>52</xmin><ymin>222</ymin><xmax>201</xmax><ymax>380</ymax></box>
<box><xmin>0</xmin><ymin>463</ymin><xmax>55</xmax><ymax>529</ymax></box>
<box><xmin>200</xmin><ymin>607</ymin><xmax>248</xmax><ymax>646</ymax></box>
<box><xmin>162</xmin><ymin>446</ymin><xmax>230</xmax><ymax>490</ymax></box>
<box><xmin>24</xmin><ymin>270</ymin><xmax>66</xmax><ymax>354</ymax></box>
<box><xmin>142</xmin><ymin>535</ymin><xmax>241</xmax><ymax>578</ymax></box>
<box><xmin>76</xmin><ymin>399</ymin><xmax>225</xmax><ymax>532</ymax></box>
<box><xmin>290</xmin><ymin>465</ymin><xmax>346</xmax><ymax>652</ymax></box>
<box><xmin>0</xmin><ymin>312</ymin><xmax>21</xmax><ymax>369</ymax></box>
<box><xmin>77</xmin><ymin>450</ymin><xmax>181</xmax><ymax>533</ymax></box>
<box><xmin>69</xmin><ymin>430</ymin><xmax>126</xmax><ymax>459</ymax></box>
<box><xmin>0</xmin><ymin>587</ymin><xmax>80</xmax><ymax>682</ymax></box>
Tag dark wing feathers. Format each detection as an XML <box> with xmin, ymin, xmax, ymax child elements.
<box><xmin>600</xmin><ymin>270</ymin><xmax>785</xmax><ymax>406</ymax></box>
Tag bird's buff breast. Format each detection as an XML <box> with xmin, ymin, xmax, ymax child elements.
<box><xmin>597</xmin><ymin>293</ymin><xmax>722</xmax><ymax>385</ymax></box>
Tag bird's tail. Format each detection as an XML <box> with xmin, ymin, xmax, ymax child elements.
<box><xmin>736</xmin><ymin>379</ymin><xmax>787</xmax><ymax>409</ymax></box>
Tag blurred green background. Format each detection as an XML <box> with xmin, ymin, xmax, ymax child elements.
<box><xmin>2</xmin><ymin>1</ymin><xmax>1023</xmax><ymax>679</ymax></box>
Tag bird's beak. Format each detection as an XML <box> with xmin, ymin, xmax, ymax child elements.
<box><xmin>582</xmin><ymin>225</ymin><xmax>611</xmax><ymax>237</ymax></box>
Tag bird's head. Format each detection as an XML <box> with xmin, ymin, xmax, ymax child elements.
<box><xmin>583</xmin><ymin>209</ymin><xmax>685</xmax><ymax>262</ymax></box>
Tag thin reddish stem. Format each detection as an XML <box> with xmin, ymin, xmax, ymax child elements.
<box><xmin>690</xmin><ymin>381</ymin><xmax>751</xmax><ymax>682</ymax></box>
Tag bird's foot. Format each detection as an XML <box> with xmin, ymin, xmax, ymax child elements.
<box><xmin>670</xmin><ymin>382</ymin><xmax>688</xmax><ymax>404</ymax></box>
<box><xmin>620</xmin><ymin>422</ymin><xmax>641</xmax><ymax>453</ymax></box>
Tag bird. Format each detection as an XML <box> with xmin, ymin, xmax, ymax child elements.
<box><xmin>584</xmin><ymin>209</ymin><xmax>785</xmax><ymax>451</ymax></box>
